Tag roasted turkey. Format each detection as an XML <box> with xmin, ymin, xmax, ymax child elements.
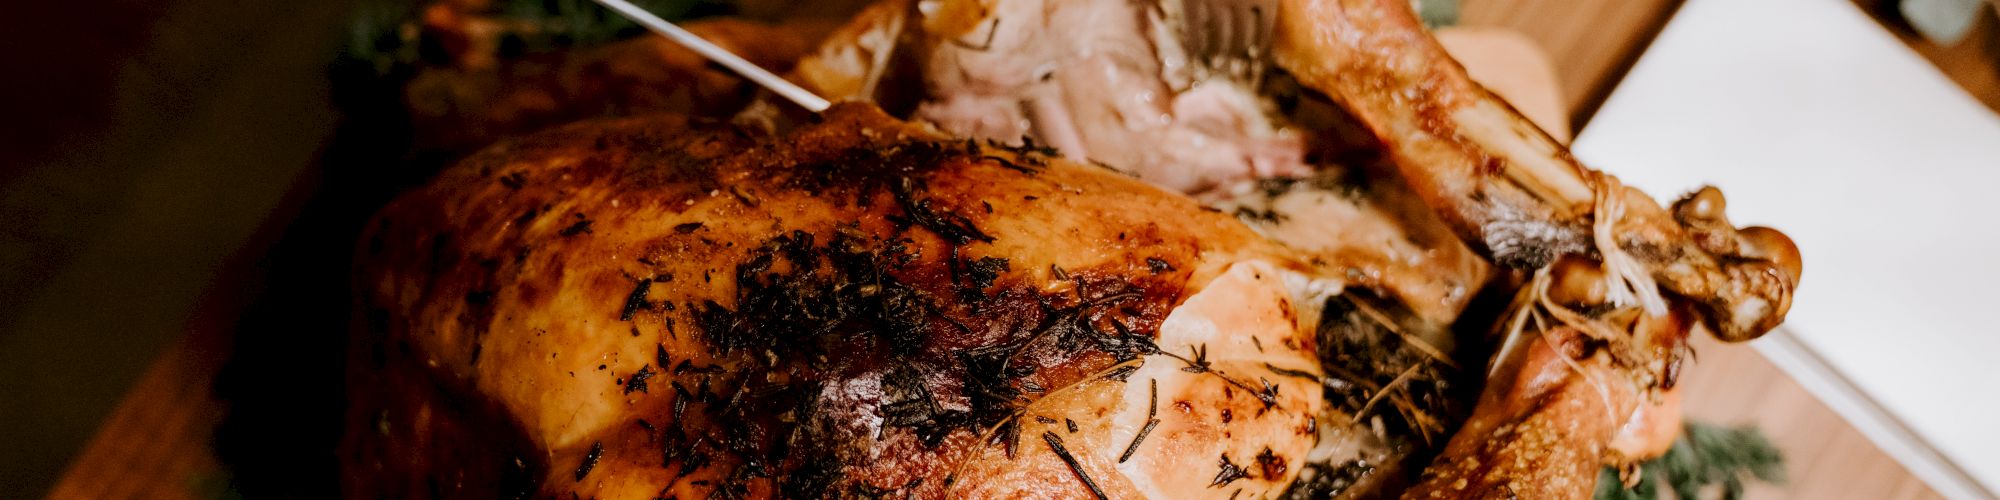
<box><xmin>343</xmin><ymin>0</ymin><xmax>1802</xmax><ymax>498</ymax></box>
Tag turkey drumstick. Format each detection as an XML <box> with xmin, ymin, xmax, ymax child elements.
<box><xmin>1264</xmin><ymin>1</ymin><xmax>1799</xmax><ymax>497</ymax></box>
<box><xmin>1271</xmin><ymin>0</ymin><xmax>1800</xmax><ymax>342</ymax></box>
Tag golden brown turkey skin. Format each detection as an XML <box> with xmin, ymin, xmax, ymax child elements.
<box><xmin>345</xmin><ymin>103</ymin><xmax>1327</xmax><ymax>498</ymax></box>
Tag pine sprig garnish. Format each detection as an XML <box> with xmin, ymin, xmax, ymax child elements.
<box><xmin>1595</xmin><ymin>422</ymin><xmax>1785</xmax><ymax>500</ymax></box>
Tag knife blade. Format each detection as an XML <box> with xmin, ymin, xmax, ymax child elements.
<box><xmin>589</xmin><ymin>0</ymin><xmax>832</xmax><ymax>112</ymax></box>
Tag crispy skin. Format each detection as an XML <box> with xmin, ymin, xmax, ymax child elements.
<box><xmin>1404</xmin><ymin>335</ymin><xmax>1634</xmax><ymax>500</ymax></box>
<box><xmin>344</xmin><ymin>104</ymin><xmax>1325</xmax><ymax>498</ymax></box>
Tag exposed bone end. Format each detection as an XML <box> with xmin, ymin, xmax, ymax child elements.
<box><xmin>1702</xmin><ymin>261</ymin><xmax>1796</xmax><ymax>342</ymax></box>
<box><xmin>1672</xmin><ymin>186</ymin><xmax>1741</xmax><ymax>256</ymax></box>
<box><xmin>1270</xmin><ymin>0</ymin><xmax>1803</xmax><ymax>343</ymax></box>
<box><xmin>1740</xmin><ymin>226</ymin><xmax>1803</xmax><ymax>284</ymax></box>
<box><xmin>1667</xmin><ymin>188</ymin><xmax>1802</xmax><ymax>342</ymax></box>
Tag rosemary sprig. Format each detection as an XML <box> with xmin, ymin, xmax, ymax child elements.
<box><xmin>1595</xmin><ymin>422</ymin><xmax>1785</xmax><ymax>500</ymax></box>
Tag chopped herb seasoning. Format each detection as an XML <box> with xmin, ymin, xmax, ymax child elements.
<box><xmin>672</xmin><ymin>382</ymin><xmax>692</xmax><ymax>421</ymax></box>
<box><xmin>576</xmin><ymin>441</ymin><xmax>603</xmax><ymax>481</ymax></box>
<box><xmin>560</xmin><ymin>218</ymin><xmax>593</xmax><ymax>237</ymax></box>
<box><xmin>1234</xmin><ymin>207</ymin><xmax>1288</xmax><ymax>224</ymax></box>
<box><xmin>965</xmin><ymin>257</ymin><xmax>1011</xmax><ymax>291</ymax></box>
<box><xmin>982</xmin><ymin>152</ymin><xmax>1041</xmax><ymax>175</ymax></box>
<box><xmin>625</xmin><ymin>365</ymin><xmax>654</xmax><ymax>394</ymax></box>
<box><xmin>1145</xmin><ymin>257</ymin><xmax>1174</xmax><ymax>274</ymax></box>
<box><xmin>515</xmin><ymin>206</ymin><xmax>543</xmax><ymax>227</ymax></box>
<box><xmin>1101</xmin><ymin>364</ymin><xmax>1140</xmax><ymax>381</ymax></box>
<box><xmin>679</xmin><ymin>446</ymin><xmax>710</xmax><ymax>475</ymax></box>
<box><xmin>1211</xmin><ymin>453</ymin><xmax>1248</xmax><ymax>487</ymax></box>
<box><xmin>1263</xmin><ymin>363</ymin><xmax>1318</xmax><ymax>381</ymax></box>
<box><xmin>1149</xmin><ymin>379</ymin><xmax>1158</xmax><ymax>419</ymax></box>
<box><xmin>1118</xmin><ymin>419</ymin><xmax>1161</xmax><ymax>463</ymax></box>
<box><xmin>1065</xmin><ymin>418</ymin><xmax>1078</xmax><ymax>433</ymax></box>
<box><xmin>1254</xmin><ymin>447</ymin><xmax>1288</xmax><ymax>480</ymax></box>
<box><xmin>1020</xmin><ymin>136</ymin><xmax>1061</xmax><ymax>158</ymax></box>
<box><xmin>674</xmin><ymin>222</ymin><xmax>704</xmax><ymax>233</ymax></box>
<box><xmin>621</xmin><ymin>278</ymin><xmax>652</xmax><ymax>321</ymax></box>
<box><xmin>671</xmin><ymin>359</ymin><xmax>724</xmax><ymax>375</ymax></box>
<box><xmin>1257</xmin><ymin>377</ymin><xmax>1281</xmax><ymax>409</ymax></box>
<box><xmin>1042</xmin><ymin>431</ymin><xmax>1108</xmax><ymax>500</ymax></box>
<box><xmin>997</xmin><ymin>419</ymin><xmax>1021</xmax><ymax>459</ymax></box>
<box><xmin>1093</xmin><ymin>320</ymin><xmax>1160</xmax><ymax>361</ymax></box>
<box><xmin>889</xmin><ymin>177</ymin><xmax>993</xmax><ymax>244</ymax></box>
<box><xmin>1173</xmin><ymin>344</ymin><xmax>1213</xmax><ymax>373</ymax></box>
<box><xmin>879</xmin><ymin>366</ymin><xmax>969</xmax><ymax>447</ymax></box>
<box><xmin>1034</xmin><ymin>415</ymin><xmax>1058</xmax><ymax>424</ymax></box>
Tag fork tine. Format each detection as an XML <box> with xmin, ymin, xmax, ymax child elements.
<box><xmin>1176</xmin><ymin>0</ymin><xmax>1192</xmax><ymax>66</ymax></box>
<box><xmin>1248</xmin><ymin>3</ymin><xmax>1269</xmax><ymax>57</ymax></box>
<box><xmin>1186</xmin><ymin>0</ymin><xmax>1216</xmax><ymax>68</ymax></box>
<box><xmin>1180</xmin><ymin>0</ymin><xmax>1279</xmax><ymax>79</ymax></box>
<box><xmin>1240</xmin><ymin>2</ymin><xmax>1256</xmax><ymax>57</ymax></box>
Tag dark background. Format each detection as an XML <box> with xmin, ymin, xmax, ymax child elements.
<box><xmin>0</xmin><ymin>1</ymin><xmax>863</xmax><ymax>496</ymax></box>
<box><xmin>0</xmin><ymin>0</ymin><xmax>356</xmax><ymax>495</ymax></box>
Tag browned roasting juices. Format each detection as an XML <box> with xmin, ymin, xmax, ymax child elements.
<box><xmin>342</xmin><ymin>0</ymin><xmax>1802</xmax><ymax>498</ymax></box>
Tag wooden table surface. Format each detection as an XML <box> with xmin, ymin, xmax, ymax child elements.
<box><xmin>1459</xmin><ymin>0</ymin><xmax>1689</xmax><ymax>131</ymax></box>
<box><xmin>39</xmin><ymin>0</ymin><xmax>1982</xmax><ymax>498</ymax></box>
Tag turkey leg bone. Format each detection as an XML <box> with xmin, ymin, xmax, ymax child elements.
<box><xmin>1268</xmin><ymin>1</ymin><xmax>1801</xmax><ymax>497</ymax></box>
<box><xmin>1272</xmin><ymin>0</ymin><xmax>1801</xmax><ymax>343</ymax></box>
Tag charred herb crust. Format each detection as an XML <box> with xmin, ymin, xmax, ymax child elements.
<box><xmin>1279</xmin><ymin>292</ymin><xmax>1478</xmax><ymax>498</ymax></box>
<box><xmin>1044</xmin><ymin>431</ymin><xmax>1109</xmax><ymax>500</ymax></box>
<box><xmin>594</xmin><ymin>137</ymin><xmax>1177</xmax><ymax>497</ymax></box>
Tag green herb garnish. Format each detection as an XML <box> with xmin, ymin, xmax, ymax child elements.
<box><xmin>1595</xmin><ymin>422</ymin><xmax>1785</xmax><ymax>500</ymax></box>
